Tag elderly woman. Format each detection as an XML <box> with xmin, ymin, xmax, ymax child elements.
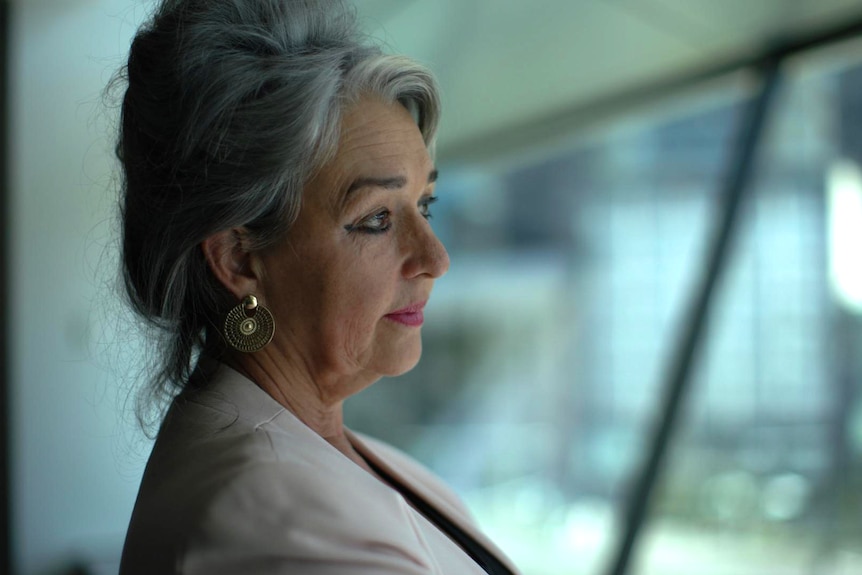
<box><xmin>116</xmin><ymin>1</ymin><xmax>520</xmax><ymax>574</ymax></box>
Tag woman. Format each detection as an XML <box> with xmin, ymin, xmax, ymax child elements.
<box><xmin>116</xmin><ymin>1</ymin><xmax>521</xmax><ymax>573</ymax></box>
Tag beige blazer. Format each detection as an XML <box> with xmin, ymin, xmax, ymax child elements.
<box><xmin>120</xmin><ymin>364</ymin><xmax>521</xmax><ymax>575</ymax></box>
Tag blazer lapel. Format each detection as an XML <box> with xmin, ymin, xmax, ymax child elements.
<box><xmin>347</xmin><ymin>431</ymin><xmax>522</xmax><ymax>575</ymax></box>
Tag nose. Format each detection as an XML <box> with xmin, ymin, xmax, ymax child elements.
<box><xmin>402</xmin><ymin>218</ymin><xmax>450</xmax><ymax>279</ymax></box>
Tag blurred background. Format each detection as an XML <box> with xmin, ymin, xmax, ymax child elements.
<box><xmin>3</xmin><ymin>0</ymin><xmax>862</xmax><ymax>574</ymax></box>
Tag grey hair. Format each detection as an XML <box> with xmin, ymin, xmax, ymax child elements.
<box><xmin>114</xmin><ymin>0</ymin><xmax>440</xmax><ymax>427</ymax></box>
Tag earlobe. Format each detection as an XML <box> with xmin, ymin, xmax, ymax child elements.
<box><xmin>200</xmin><ymin>228</ymin><xmax>259</xmax><ymax>300</ymax></box>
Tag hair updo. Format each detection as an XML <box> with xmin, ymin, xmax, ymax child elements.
<box><xmin>115</xmin><ymin>0</ymin><xmax>441</xmax><ymax>423</ymax></box>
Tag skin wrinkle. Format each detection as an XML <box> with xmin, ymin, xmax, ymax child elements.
<box><xmin>209</xmin><ymin>96</ymin><xmax>449</xmax><ymax>470</ymax></box>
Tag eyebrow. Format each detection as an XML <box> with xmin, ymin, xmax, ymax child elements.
<box><xmin>346</xmin><ymin>169</ymin><xmax>439</xmax><ymax>196</ymax></box>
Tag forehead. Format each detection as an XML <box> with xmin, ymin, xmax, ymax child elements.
<box><xmin>328</xmin><ymin>97</ymin><xmax>432</xmax><ymax>180</ymax></box>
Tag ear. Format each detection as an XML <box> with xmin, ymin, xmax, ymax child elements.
<box><xmin>200</xmin><ymin>228</ymin><xmax>261</xmax><ymax>301</ymax></box>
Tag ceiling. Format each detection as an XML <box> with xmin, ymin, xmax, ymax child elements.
<box><xmin>351</xmin><ymin>0</ymin><xmax>862</xmax><ymax>159</ymax></box>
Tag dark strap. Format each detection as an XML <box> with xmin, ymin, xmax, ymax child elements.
<box><xmin>362</xmin><ymin>456</ymin><xmax>515</xmax><ymax>575</ymax></box>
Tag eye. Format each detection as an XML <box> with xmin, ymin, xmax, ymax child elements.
<box><xmin>346</xmin><ymin>209</ymin><xmax>391</xmax><ymax>234</ymax></box>
<box><xmin>419</xmin><ymin>195</ymin><xmax>438</xmax><ymax>220</ymax></box>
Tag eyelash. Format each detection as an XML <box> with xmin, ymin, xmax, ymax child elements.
<box><xmin>346</xmin><ymin>196</ymin><xmax>438</xmax><ymax>235</ymax></box>
<box><xmin>420</xmin><ymin>195</ymin><xmax>438</xmax><ymax>220</ymax></box>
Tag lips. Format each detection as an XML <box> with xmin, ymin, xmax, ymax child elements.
<box><xmin>384</xmin><ymin>301</ymin><xmax>426</xmax><ymax>327</ymax></box>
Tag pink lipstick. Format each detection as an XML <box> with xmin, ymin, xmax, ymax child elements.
<box><xmin>385</xmin><ymin>301</ymin><xmax>426</xmax><ymax>327</ymax></box>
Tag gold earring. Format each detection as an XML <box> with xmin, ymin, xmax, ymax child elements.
<box><xmin>223</xmin><ymin>295</ymin><xmax>275</xmax><ymax>353</ymax></box>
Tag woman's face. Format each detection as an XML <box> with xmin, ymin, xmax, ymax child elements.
<box><xmin>255</xmin><ymin>96</ymin><xmax>449</xmax><ymax>398</ymax></box>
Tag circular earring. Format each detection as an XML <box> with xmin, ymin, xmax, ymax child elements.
<box><xmin>223</xmin><ymin>294</ymin><xmax>275</xmax><ymax>353</ymax></box>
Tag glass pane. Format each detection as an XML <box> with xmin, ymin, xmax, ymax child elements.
<box><xmin>636</xmin><ymin>46</ymin><xmax>862</xmax><ymax>575</ymax></box>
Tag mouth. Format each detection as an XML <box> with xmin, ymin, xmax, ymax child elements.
<box><xmin>384</xmin><ymin>301</ymin><xmax>427</xmax><ymax>327</ymax></box>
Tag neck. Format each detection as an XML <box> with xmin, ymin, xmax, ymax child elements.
<box><xmin>213</xmin><ymin>348</ymin><xmax>383</xmax><ymax>478</ymax></box>
<box><xmin>225</xmin><ymin>352</ymin><xmax>345</xmax><ymax>438</ymax></box>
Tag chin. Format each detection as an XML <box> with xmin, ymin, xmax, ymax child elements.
<box><xmin>378</xmin><ymin>339</ymin><xmax>423</xmax><ymax>377</ymax></box>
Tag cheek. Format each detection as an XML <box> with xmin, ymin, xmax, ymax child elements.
<box><xmin>332</xmin><ymin>272</ymin><xmax>389</xmax><ymax>332</ymax></box>
<box><xmin>289</xmin><ymin>234</ymin><xmax>402</xmax><ymax>346</ymax></box>
<box><xmin>327</xmin><ymin>262</ymin><xmax>398</xmax><ymax>348</ymax></box>
<box><xmin>330</xmin><ymin>244</ymin><xmax>397</xmax><ymax>307</ymax></box>
<box><xmin>313</xmin><ymin>257</ymin><xmax>385</xmax><ymax>319</ymax></box>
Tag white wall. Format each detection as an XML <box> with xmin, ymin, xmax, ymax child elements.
<box><xmin>9</xmin><ymin>2</ymin><xmax>151</xmax><ymax>573</ymax></box>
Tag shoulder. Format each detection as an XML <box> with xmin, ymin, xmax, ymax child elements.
<box><xmin>181</xmin><ymin>459</ymin><xmax>433</xmax><ymax>572</ymax></box>
<box><xmin>122</xmin><ymin>369</ymin><xmax>440</xmax><ymax>574</ymax></box>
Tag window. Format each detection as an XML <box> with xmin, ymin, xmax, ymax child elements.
<box><xmin>346</xmin><ymin>43</ymin><xmax>862</xmax><ymax>575</ymax></box>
